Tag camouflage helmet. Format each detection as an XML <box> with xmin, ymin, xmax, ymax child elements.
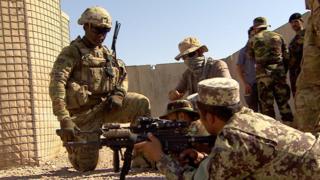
<box><xmin>253</xmin><ymin>17</ymin><xmax>270</xmax><ymax>29</ymax></box>
<box><xmin>159</xmin><ymin>100</ymin><xmax>199</xmax><ymax>120</ymax></box>
<box><xmin>78</xmin><ymin>6</ymin><xmax>112</xmax><ymax>28</ymax></box>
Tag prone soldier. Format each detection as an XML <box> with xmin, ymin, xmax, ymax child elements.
<box><xmin>159</xmin><ymin>100</ymin><xmax>208</xmax><ymax>136</ymax></box>
<box><xmin>135</xmin><ymin>77</ymin><xmax>320</xmax><ymax>179</ymax></box>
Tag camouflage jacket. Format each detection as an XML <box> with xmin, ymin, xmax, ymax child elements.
<box><xmin>248</xmin><ymin>30</ymin><xmax>289</xmax><ymax>79</ymax></box>
<box><xmin>49</xmin><ymin>36</ymin><xmax>128</xmax><ymax>119</ymax></box>
<box><xmin>157</xmin><ymin>107</ymin><xmax>320</xmax><ymax>179</ymax></box>
<box><xmin>289</xmin><ymin>29</ymin><xmax>305</xmax><ymax>70</ymax></box>
<box><xmin>306</xmin><ymin>0</ymin><xmax>320</xmax><ymax>11</ymax></box>
<box><xmin>176</xmin><ymin>57</ymin><xmax>231</xmax><ymax>95</ymax></box>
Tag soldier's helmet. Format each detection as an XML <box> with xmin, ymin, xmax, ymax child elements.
<box><xmin>253</xmin><ymin>17</ymin><xmax>270</xmax><ymax>29</ymax></box>
<box><xmin>159</xmin><ymin>100</ymin><xmax>199</xmax><ymax>120</ymax></box>
<box><xmin>78</xmin><ymin>6</ymin><xmax>112</xmax><ymax>28</ymax></box>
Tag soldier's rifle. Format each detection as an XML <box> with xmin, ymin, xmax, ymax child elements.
<box><xmin>57</xmin><ymin>117</ymin><xmax>216</xmax><ymax>180</ymax></box>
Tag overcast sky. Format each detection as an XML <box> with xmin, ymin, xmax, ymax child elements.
<box><xmin>61</xmin><ymin>0</ymin><xmax>307</xmax><ymax>65</ymax></box>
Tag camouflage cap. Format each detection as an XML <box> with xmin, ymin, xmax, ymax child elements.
<box><xmin>197</xmin><ymin>78</ymin><xmax>240</xmax><ymax>106</ymax></box>
<box><xmin>253</xmin><ymin>16</ymin><xmax>270</xmax><ymax>29</ymax></box>
<box><xmin>175</xmin><ymin>37</ymin><xmax>208</xmax><ymax>60</ymax></box>
<box><xmin>159</xmin><ymin>100</ymin><xmax>199</xmax><ymax>120</ymax></box>
<box><xmin>78</xmin><ymin>6</ymin><xmax>112</xmax><ymax>28</ymax></box>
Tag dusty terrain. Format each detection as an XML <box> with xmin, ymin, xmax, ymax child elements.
<box><xmin>0</xmin><ymin>148</ymin><xmax>165</xmax><ymax>180</ymax></box>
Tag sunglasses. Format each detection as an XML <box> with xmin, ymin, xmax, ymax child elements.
<box><xmin>90</xmin><ymin>26</ymin><xmax>111</xmax><ymax>34</ymax></box>
<box><xmin>182</xmin><ymin>51</ymin><xmax>197</xmax><ymax>60</ymax></box>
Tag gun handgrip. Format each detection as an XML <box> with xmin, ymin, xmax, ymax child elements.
<box><xmin>120</xmin><ymin>146</ymin><xmax>133</xmax><ymax>180</ymax></box>
<box><xmin>113</xmin><ymin>149</ymin><xmax>120</xmax><ymax>172</ymax></box>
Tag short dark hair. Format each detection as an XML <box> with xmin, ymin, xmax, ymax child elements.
<box><xmin>289</xmin><ymin>13</ymin><xmax>303</xmax><ymax>23</ymax></box>
<box><xmin>196</xmin><ymin>101</ymin><xmax>242</xmax><ymax>122</ymax></box>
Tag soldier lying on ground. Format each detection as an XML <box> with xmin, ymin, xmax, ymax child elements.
<box><xmin>131</xmin><ymin>100</ymin><xmax>209</xmax><ymax>169</ymax></box>
<box><xmin>159</xmin><ymin>100</ymin><xmax>208</xmax><ymax>136</ymax></box>
<box><xmin>135</xmin><ymin>77</ymin><xmax>320</xmax><ymax>179</ymax></box>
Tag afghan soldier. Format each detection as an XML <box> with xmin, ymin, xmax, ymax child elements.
<box><xmin>294</xmin><ymin>0</ymin><xmax>320</xmax><ymax>133</ymax></box>
<box><xmin>168</xmin><ymin>37</ymin><xmax>231</xmax><ymax>101</ymax></box>
<box><xmin>248</xmin><ymin>17</ymin><xmax>293</xmax><ymax>122</ymax></box>
<box><xmin>49</xmin><ymin>6</ymin><xmax>151</xmax><ymax>171</ymax></box>
<box><xmin>132</xmin><ymin>100</ymin><xmax>208</xmax><ymax>169</ymax></box>
<box><xmin>159</xmin><ymin>100</ymin><xmax>208</xmax><ymax>136</ymax></box>
<box><xmin>135</xmin><ymin>77</ymin><xmax>320</xmax><ymax>179</ymax></box>
<box><xmin>288</xmin><ymin>13</ymin><xmax>305</xmax><ymax>97</ymax></box>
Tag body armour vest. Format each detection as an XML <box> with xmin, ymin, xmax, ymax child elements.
<box><xmin>66</xmin><ymin>37</ymin><xmax>126</xmax><ymax>110</ymax></box>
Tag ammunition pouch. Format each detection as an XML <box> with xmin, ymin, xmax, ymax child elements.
<box><xmin>66</xmin><ymin>82</ymin><xmax>92</xmax><ymax>110</ymax></box>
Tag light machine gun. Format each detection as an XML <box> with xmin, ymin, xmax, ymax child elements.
<box><xmin>56</xmin><ymin>117</ymin><xmax>216</xmax><ymax>180</ymax></box>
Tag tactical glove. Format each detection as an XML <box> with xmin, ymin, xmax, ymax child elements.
<box><xmin>107</xmin><ymin>94</ymin><xmax>124</xmax><ymax>111</ymax></box>
<box><xmin>58</xmin><ymin>117</ymin><xmax>79</xmax><ymax>142</ymax></box>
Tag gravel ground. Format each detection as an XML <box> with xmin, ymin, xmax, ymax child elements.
<box><xmin>0</xmin><ymin>148</ymin><xmax>165</xmax><ymax>180</ymax></box>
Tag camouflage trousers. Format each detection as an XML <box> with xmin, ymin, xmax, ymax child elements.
<box><xmin>294</xmin><ymin>9</ymin><xmax>320</xmax><ymax>133</ymax></box>
<box><xmin>257</xmin><ymin>76</ymin><xmax>293</xmax><ymax>122</ymax></box>
<box><xmin>67</xmin><ymin>92</ymin><xmax>151</xmax><ymax>171</ymax></box>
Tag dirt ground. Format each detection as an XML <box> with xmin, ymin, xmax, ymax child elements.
<box><xmin>0</xmin><ymin>148</ymin><xmax>165</xmax><ymax>180</ymax></box>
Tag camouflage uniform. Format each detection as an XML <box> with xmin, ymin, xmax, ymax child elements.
<box><xmin>248</xmin><ymin>18</ymin><xmax>293</xmax><ymax>122</ymax></box>
<box><xmin>294</xmin><ymin>0</ymin><xmax>320</xmax><ymax>133</ymax></box>
<box><xmin>288</xmin><ymin>29</ymin><xmax>305</xmax><ymax>96</ymax></box>
<box><xmin>157</xmin><ymin>77</ymin><xmax>320</xmax><ymax>179</ymax></box>
<box><xmin>49</xmin><ymin>7</ymin><xmax>150</xmax><ymax>171</ymax></box>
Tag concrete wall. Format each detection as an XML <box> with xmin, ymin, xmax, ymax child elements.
<box><xmin>0</xmin><ymin>0</ymin><xmax>69</xmax><ymax>168</ymax></box>
<box><xmin>127</xmin><ymin>64</ymin><xmax>187</xmax><ymax>117</ymax></box>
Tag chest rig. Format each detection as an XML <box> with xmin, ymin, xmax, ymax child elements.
<box><xmin>71</xmin><ymin>38</ymin><xmax>122</xmax><ymax>96</ymax></box>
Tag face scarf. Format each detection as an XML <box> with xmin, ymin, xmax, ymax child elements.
<box><xmin>184</xmin><ymin>56</ymin><xmax>205</xmax><ymax>75</ymax></box>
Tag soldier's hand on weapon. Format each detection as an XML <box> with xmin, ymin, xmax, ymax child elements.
<box><xmin>134</xmin><ymin>133</ymin><xmax>164</xmax><ymax>162</ymax></box>
<box><xmin>179</xmin><ymin>148</ymin><xmax>205</xmax><ymax>167</ymax></box>
<box><xmin>107</xmin><ymin>94</ymin><xmax>124</xmax><ymax>110</ymax></box>
<box><xmin>168</xmin><ymin>90</ymin><xmax>184</xmax><ymax>101</ymax></box>
<box><xmin>58</xmin><ymin>117</ymin><xmax>79</xmax><ymax>142</ymax></box>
